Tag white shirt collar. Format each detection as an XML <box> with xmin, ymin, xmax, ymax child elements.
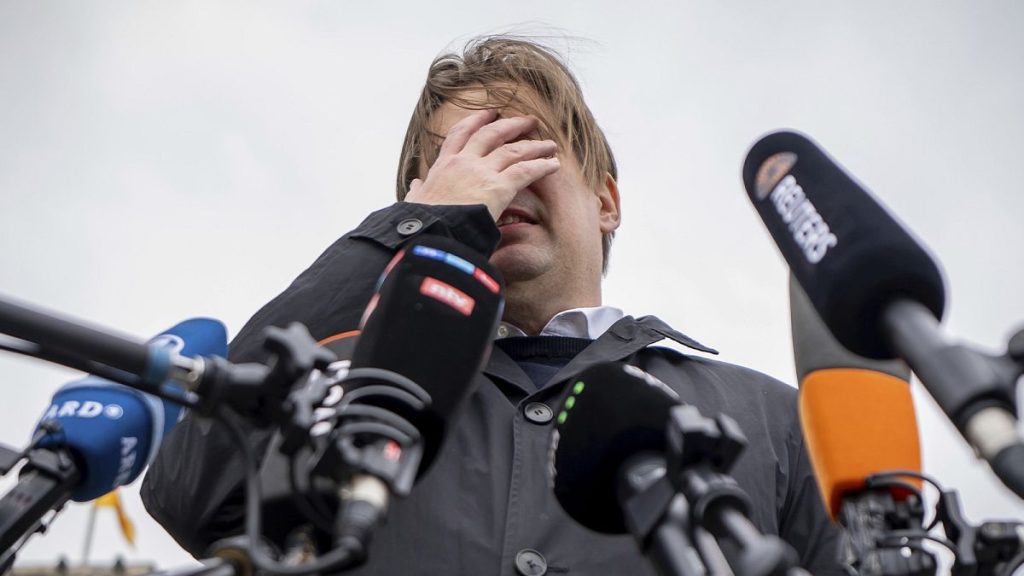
<box><xmin>496</xmin><ymin>306</ymin><xmax>624</xmax><ymax>340</ymax></box>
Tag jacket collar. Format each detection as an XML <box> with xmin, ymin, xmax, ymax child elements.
<box><xmin>483</xmin><ymin>315</ymin><xmax>716</xmax><ymax>396</ymax></box>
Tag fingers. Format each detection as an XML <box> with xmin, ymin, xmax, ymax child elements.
<box><xmin>437</xmin><ymin>109</ymin><xmax>498</xmax><ymax>158</ymax></box>
<box><xmin>460</xmin><ymin>115</ymin><xmax>540</xmax><ymax>158</ymax></box>
<box><xmin>501</xmin><ymin>156</ymin><xmax>561</xmax><ymax>192</ymax></box>
<box><xmin>407</xmin><ymin>109</ymin><xmax>562</xmax><ymax>221</ymax></box>
<box><xmin>488</xmin><ymin>139</ymin><xmax>559</xmax><ymax>171</ymax></box>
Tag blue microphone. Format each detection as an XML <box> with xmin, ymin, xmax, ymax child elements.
<box><xmin>34</xmin><ymin>318</ymin><xmax>227</xmax><ymax>501</ymax></box>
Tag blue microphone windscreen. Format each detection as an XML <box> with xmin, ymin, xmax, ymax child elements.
<box><xmin>39</xmin><ymin>382</ymin><xmax>156</xmax><ymax>501</ymax></box>
<box><xmin>148</xmin><ymin>317</ymin><xmax>228</xmax><ymax>434</ymax></box>
<box><xmin>35</xmin><ymin>317</ymin><xmax>228</xmax><ymax>501</ymax></box>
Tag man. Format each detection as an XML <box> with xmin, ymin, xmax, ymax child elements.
<box><xmin>142</xmin><ymin>36</ymin><xmax>841</xmax><ymax>574</ymax></box>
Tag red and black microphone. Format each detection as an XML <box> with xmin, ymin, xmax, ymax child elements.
<box><xmin>347</xmin><ymin>234</ymin><xmax>505</xmax><ymax>480</ymax></box>
<box><xmin>254</xmin><ymin>235</ymin><xmax>505</xmax><ymax>564</ymax></box>
<box><xmin>324</xmin><ymin>235</ymin><xmax>505</xmax><ymax>558</ymax></box>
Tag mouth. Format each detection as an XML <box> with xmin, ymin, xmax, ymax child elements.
<box><xmin>496</xmin><ymin>209</ymin><xmax>538</xmax><ymax>228</ymax></box>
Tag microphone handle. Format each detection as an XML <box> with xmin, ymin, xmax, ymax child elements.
<box><xmin>618</xmin><ymin>453</ymin><xmax>710</xmax><ymax>576</ymax></box>
<box><xmin>881</xmin><ymin>299</ymin><xmax>1024</xmax><ymax>498</ymax></box>
<box><xmin>708</xmin><ymin>504</ymin><xmax>800</xmax><ymax>576</ymax></box>
<box><xmin>0</xmin><ymin>447</ymin><xmax>81</xmax><ymax>554</ymax></box>
<box><xmin>675</xmin><ymin>463</ymin><xmax>800</xmax><ymax>576</ymax></box>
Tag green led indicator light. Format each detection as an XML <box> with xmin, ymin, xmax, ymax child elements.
<box><xmin>558</xmin><ymin>411</ymin><xmax>568</xmax><ymax>424</ymax></box>
<box><xmin>573</xmin><ymin>381</ymin><xmax>585</xmax><ymax>394</ymax></box>
<box><xmin>565</xmin><ymin>396</ymin><xmax>576</xmax><ymax>410</ymax></box>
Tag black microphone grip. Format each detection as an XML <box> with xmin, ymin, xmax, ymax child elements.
<box><xmin>711</xmin><ymin>506</ymin><xmax>802</xmax><ymax>576</ymax></box>
<box><xmin>647</xmin><ymin>506</ymin><xmax>709</xmax><ymax>576</ymax></box>
<box><xmin>618</xmin><ymin>453</ymin><xmax>711</xmax><ymax>576</ymax></box>
<box><xmin>0</xmin><ymin>447</ymin><xmax>81</xmax><ymax>555</ymax></box>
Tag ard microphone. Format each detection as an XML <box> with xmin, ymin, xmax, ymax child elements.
<box><xmin>790</xmin><ymin>276</ymin><xmax>922</xmax><ymax>518</ymax></box>
<box><xmin>742</xmin><ymin>130</ymin><xmax>945</xmax><ymax>360</ymax></box>
<box><xmin>34</xmin><ymin>317</ymin><xmax>228</xmax><ymax>501</ymax></box>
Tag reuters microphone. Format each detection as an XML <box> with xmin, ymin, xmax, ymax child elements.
<box><xmin>743</xmin><ymin>130</ymin><xmax>1024</xmax><ymax>499</ymax></box>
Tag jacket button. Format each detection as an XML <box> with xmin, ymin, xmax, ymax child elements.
<box><xmin>524</xmin><ymin>402</ymin><xmax>553</xmax><ymax>424</ymax></box>
<box><xmin>515</xmin><ymin>549</ymin><xmax>548</xmax><ymax>576</ymax></box>
<box><xmin>396</xmin><ymin>218</ymin><xmax>423</xmax><ymax>236</ymax></box>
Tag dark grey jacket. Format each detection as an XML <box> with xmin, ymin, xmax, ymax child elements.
<box><xmin>141</xmin><ymin>202</ymin><xmax>842</xmax><ymax>575</ymax></box>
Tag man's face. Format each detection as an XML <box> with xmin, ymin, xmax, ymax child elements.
<box><xmin>428</xmin><ymin>89</ymin><xmax>620</xmax><ymax>293</ymax></box>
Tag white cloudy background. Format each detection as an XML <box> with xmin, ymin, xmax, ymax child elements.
<box><xmin>1</xmin><ymin>1</ymin><xmax>1022</xmax><ymax>570</ymax></box>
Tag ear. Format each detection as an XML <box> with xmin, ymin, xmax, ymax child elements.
<box><xmin>596</xmin><ymin>172</ymin><xmax>621</xmax><ymax>235</ymax></box>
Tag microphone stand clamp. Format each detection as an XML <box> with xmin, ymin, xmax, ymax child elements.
<box><xmin>665</xmin><ymin>405</ymin><xmax>806</xmax><ymax>576</ymax></box>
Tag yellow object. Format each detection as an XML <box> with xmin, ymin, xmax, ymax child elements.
<box><xmin>94</xmin><ymin>489</ymin><xmax>136</xmax><ymax>546</ymax></box>
<box><xmin>800</xmin><ymin>368</ymin><xmax>923</xmax><ymax>518</ymax></box>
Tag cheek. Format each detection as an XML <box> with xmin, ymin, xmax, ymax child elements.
<box><xmin>529</xmin><ymin>161</ymin><xmax>600</xmax><ymax>234</ymax></box>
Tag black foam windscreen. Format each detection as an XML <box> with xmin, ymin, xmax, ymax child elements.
<box><xmin>349</xmin><ymin>235</ymin><xmax>504</xmax><ymax>475</ymax></box>
<box><xmin>742</xmin><ymin>130</ymin><xmax>946</xmax><ymax>359</ymax></box>
<box><xmin>549</xmin><ymin>362</ymin><xmax>681</xmax><ymax>534</ymax></box>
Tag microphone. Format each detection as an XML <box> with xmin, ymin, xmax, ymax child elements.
<box><xmin>0</xmin><ymin>317</ymin><xmax>227</xmax><ymax>556</ymax></box>
<box><xmin>790</xmin><ymin>276</ymin><xmax>921</xmax><ymax>518</ymax></box>
<box><xmin>255</xmin><ymin>235</ymin><xmax>504</xmax><ymax>559</ymax></box>
<box><xmin>344</xmin><ymin>235</ymin><xmax>505</xmax><ymax>477</ymax></box>
<box><xmin>551</xmin><ymin>362</ymin><xmax>803</xmax><ymax>576</ymax></box>
<box><xmin>550</xmin><ymin>362</ymin><xmax>682</xmax><ymax>534</ymax></box>
<box><xmin>743</xmin><ymin>130</ymin><xmax>1024</xmax><ymax>498</ymax></box>
<box><xmin>551</xmin><ymin>362</ymin><xmax>712</xmax><ymax>576</ymax></box>
<box><xmin>33</xmin><ymin>317</ymin><xmax>228</xmax><ymax>501</ymax></box>
<box><xmin>742</xmin><ymin>130</ymin><xmax>945</xmax><ymax>360</ymax></box>
<box><xmin>790</xmin><ymin>277</ymin><xmax>936</xmax><ymax>574</ymax></box>
<box><xmin>333</xmin><ymin>235</ymin><xmax>503</xmax><ymax>558</ymax></box>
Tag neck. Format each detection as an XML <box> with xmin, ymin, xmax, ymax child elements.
<box><xmin>502</xmin><ymin>280</ymin><xmax>602</xmax><ymax>336</ymax></box>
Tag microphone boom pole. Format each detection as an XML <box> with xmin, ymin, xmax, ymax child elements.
<box><xmin>881</xmin><ymin>300</ymin><xmax>1024</xmax><ymax>497</ymax></box>
<box><xmin>0</xmin><ymin>295</ymin><xmax>161</xmax><ymax>382</ymax></box>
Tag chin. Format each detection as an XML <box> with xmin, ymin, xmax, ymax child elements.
<box><xmin>489</xmin><ymin>245</ymin><xmax>548</xmax><ymax>283</ymax></box>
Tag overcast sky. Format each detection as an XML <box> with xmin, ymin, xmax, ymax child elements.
<box><xmin>1</xmin><ymin>1</ymin><xmax>1023</xmax><ymax>570</ymax></box>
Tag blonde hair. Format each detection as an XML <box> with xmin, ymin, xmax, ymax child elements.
<box><xmin>395</xmin><ymin>36</ymin><xmax>618</xmax><ymax>268</ymax></box>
